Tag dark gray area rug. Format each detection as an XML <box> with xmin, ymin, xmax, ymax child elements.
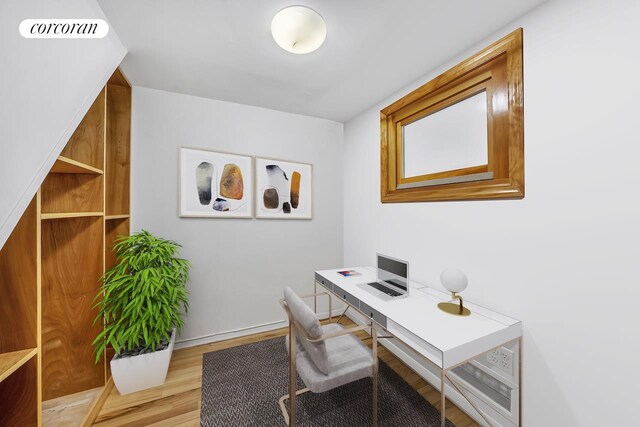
<box><xmin>201</xmin><ymin>336</ymin><xmax>454</xmax><ymax>426</ymax></box>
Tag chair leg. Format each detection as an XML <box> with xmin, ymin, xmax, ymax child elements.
<box><xmin>279</xmin><ymin>388</ymin><xmax>311</xmax><ymax>425</ymax></box>
<box><xmin>372</xmin><ymin>321</ymin><xmax>378</xmax><ymax>427</ymax></box>
<box><xmin>289</xmin><ymin>323</ymin><xmax>297</xmax><ymax>426</ymax></box>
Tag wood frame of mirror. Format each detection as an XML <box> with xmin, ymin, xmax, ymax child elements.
<box><xmin>380</xmin><ymin>28</ymin><xmax>524</xmax><ymax>202</ymax></box>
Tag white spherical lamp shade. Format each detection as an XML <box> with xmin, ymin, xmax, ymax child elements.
<box><xmin>440</xmin><ymin>268</ymin><xmax>468</xmax><ymax>294</ymax></box>
<box><xmin>271</xmin><ymin>6</ymin><xmax>327</xmax><ymax>54</ymax></box>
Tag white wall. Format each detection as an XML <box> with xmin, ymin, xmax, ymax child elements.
<box><xmin>131</xmin><ymin>87</ymin><xmax>344</xmax><ymax>346</ymax></box>
<box><xmin>0</xmin><ymin>0</ymin><xmax>126</xmax><ymax>249</ymax></box>
<box><xmin>343</xmin><ymin>0</ymin><xmax>640</xmax><ymax>425</ymax></box>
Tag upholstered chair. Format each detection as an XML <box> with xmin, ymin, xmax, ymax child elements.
<box><xmin>279</xmin><ymin>286</ymin><xmax>379</xmax><ymax>426</ymax></box>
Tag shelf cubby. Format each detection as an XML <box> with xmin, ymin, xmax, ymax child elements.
<box><xmin>0</xmin><ymin>195</ymin><xmax>38</xmax><ymax>425</ymax></box>
<box><xmin>107</xmin><ymin>68</ymin><xmax>130</xmax><ymax>87</ymax></box>
<box><xmin>40</xmin><ymin>173</ymin><xmax>104</xmax><ymax>214</ymax></box>
<box><xmin>105</xmin><ymin>83</ymin><xmax>131</xmax><ymax>217</ymax></box>
<box><xmin>41</xmin><ymin>216</ymin><xmax>105</xmax><ymax>400</ymax></box>
<box><xmin>0</xmin><ymin>357</ymin><xmax>38</xmax><ymax>426</ymax></box>
<box><xmin>105</xmin><ymin>217</ymin><xmax>130</xmax><ymax>271</ymax></box>
<box><xmin>59</xmin><ymin>88</ymin><xmax>105</xmax><ymax>170</ymax></box>
<box><xmin>0</xmin><ymin>196</ymin><xmax>38</xmax><ymax>355</ymax></box>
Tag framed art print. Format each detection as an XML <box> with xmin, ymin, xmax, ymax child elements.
<box><xmin>255</xmin><ymin>157</ymin><xmax>312</xmax><ymax>219</ymax></box>
<box><xmin>179</xmin><ymin>147</ymin><xmax>253</xmax><ymax>218</ymax></box>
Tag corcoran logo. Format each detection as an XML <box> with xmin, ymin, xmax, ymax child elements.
<box><xmin>19</xmin><ymin>19</ymin><xmax>109</xmax><ymax>38</ymax></box>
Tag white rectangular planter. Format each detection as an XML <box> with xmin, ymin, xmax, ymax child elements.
<box><xmin>110</xmin><ymin>328</ymin><xmax>176</xmax><ymax>395</ymax></box>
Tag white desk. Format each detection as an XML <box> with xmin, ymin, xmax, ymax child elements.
<box><xmin>314</xmin><ymin>266</ymin><xmax>522</xmax><ymax>427</ymax></box>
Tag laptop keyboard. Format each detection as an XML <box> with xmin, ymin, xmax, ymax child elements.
<box><xmin>366</xmin><ymin>281</ymin><xmax>403</xmax><ymax>297</ymax></box>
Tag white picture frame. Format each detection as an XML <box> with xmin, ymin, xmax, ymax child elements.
<box><xmin>255</xmin><ymin>157</ymin><xmax>312</xmax><ymax>219</ymax></box>
<box><xmin>179</xmin><ymin>147</ymin><xmax>253</xmax><ymax>218</ymax></box>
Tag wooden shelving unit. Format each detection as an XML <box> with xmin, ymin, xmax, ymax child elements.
<box><xmin>0</xmin><ymin>68</ymin><xmax>131</xmax><ymax>426</ymax></box>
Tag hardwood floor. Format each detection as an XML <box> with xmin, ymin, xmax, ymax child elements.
<box><xmin>94</xmin><ymin>319</ymin><xmax>478</xmax><ymax>426</ymax></box>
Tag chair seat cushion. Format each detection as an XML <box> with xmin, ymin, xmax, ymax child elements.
<box><xmin>293</xmin><ymin>323</ymin><xmax>374</xmax><ymax>393</ymax></box>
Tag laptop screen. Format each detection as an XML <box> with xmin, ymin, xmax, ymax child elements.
<box><xmin>377</xmin><ymin>254</ymin><xmax>408</xmax><ymax>292</ymax></box>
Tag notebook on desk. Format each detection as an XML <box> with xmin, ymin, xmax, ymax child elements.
<box><xmin>360</xmin><ymin>254</ymin><xmax>409</xmax><ymax>301</ymax></box>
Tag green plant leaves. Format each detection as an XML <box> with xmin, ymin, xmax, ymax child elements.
<box><xmin>92</xmin><ymin>230</ymin><xmax>191</xmax><ymax>364</ymax></box>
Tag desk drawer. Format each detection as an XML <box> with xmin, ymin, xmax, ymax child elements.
<box><xmin>316</xmin><ymin>279</ymin><xmax>331</xmax><ymax>292</ymax></box>
<box><xmin>358</xmin><ymin>301</ymin><xmax>387</xmax><ymax>328</ymax></box>
<box><xmin>346</xmin><ymin>293</ymin><xmax>360</xmax><ymax>307</ymax></box>
<box><xmin>315</xmin><ymin>273</ymin><xmax>331</xmax><ymax>290</ymax></box>
<box><xmin>332</xmin><ymin>284</ymin><xmax>359</xmax><ymax>307</ymax></box>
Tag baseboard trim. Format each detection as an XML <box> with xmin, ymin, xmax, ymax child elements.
<box><xmin>174</xmin><ymin>320</ymin><xmax>287</xmax><ymax>350</ymax></box>
<box><xmin>174</xmin><ymin>308</ymin><xmax>344</xmax><ymax>350</ymax></box>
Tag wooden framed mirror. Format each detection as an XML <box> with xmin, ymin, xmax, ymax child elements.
<box><xmin>381</xmin><ymin>28</ymin><xmax>524</xmax><ymax>202</ymax></box>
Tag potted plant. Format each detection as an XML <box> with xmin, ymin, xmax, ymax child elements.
<box><xmin>93</xmin><ymin>230</ymin><xmax>190</xmax><ymax>395</ymax></box>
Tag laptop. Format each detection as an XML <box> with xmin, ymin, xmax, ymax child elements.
<box><xmin>360</xmin><ymin>254</ymin><xmax>409</xmax><ymax>300</ymax></box>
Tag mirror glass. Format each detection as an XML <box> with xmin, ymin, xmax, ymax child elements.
<box><xmin>403</xmin><ymin>90</ymin><xmax>488</xmax><ymax>178</ymax></box>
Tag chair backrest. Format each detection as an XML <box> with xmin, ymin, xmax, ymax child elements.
<box><xmin>283</xmin><ymin>287</ymin><xmax>329</xmax><ymax>375</ymax></box>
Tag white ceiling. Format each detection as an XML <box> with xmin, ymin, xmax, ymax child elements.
<box><xmin>98</xmin><ymin>0</ymin><xmax>547</xmax><ymax>122</ymax></box>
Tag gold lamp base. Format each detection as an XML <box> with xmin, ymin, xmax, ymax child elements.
<box><xmin>438</xmin><ymin>301</ymin><xmax>471</xmax><ymax>317</ymax></box>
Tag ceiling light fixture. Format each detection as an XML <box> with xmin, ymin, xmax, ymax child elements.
<box><xmin>271</xmin><ymin>6</ymin><xmax>326</xmax><ymax>54</ymax></box>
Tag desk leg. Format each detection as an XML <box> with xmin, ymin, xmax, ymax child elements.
<box><xmin>372</xmin><ymin>321</ymin><xmax>378</xmax><ymax>427</ymax></box>
<box><xmin>519</xmin><ymin>337</ymin><xmax>522</xmax><ymax>426</ymax></box>
<box><xmin>314</xmin><ymin>281</ymin><xmax>317</xmax><ymax>315</ymax></box>
<box><xmin>441</xmin><ymin>368</ymin><xmax>446</xmax><ymax>427</ymax></box>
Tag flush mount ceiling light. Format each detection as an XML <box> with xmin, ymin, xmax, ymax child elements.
<box><xmin>271</xmin><ymin>6</ymin><xmax>326</xmax><ymax>54</ymax></box>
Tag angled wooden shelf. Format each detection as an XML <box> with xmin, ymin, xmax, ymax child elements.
<box><xmin>51</xmin><ymin>156</ymin><xmax>103</xmax><ymax>175</ymax></box>
<box><xmin>0</xmin><ymin>348</ymin><xmax>37</xmax><ymax>383</ymax></box>
<box><xmin>105</xmin><ymin>214</ymin><xmax>129</xmax><ymax>221</ymax></box>
<box><xmin>41</xmin><ymin>212</ymin><xmax>104</xmax><ymax>220</ymax></box>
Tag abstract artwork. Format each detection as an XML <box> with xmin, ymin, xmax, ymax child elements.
<box><xmin>255</xmin><ymin>157</ymin><xmax>312</xmax><ymax>219</ymax></box>
<box><xmin>179</xmin><ymin>147</ymin><xmax>253</xmax><ymax>218</ymax></box>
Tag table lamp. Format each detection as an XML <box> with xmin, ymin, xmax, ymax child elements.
<box><xmin>437</xmin><ymin>268</ymin><xmax>471</xmax><ymax>316</ymax></box>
